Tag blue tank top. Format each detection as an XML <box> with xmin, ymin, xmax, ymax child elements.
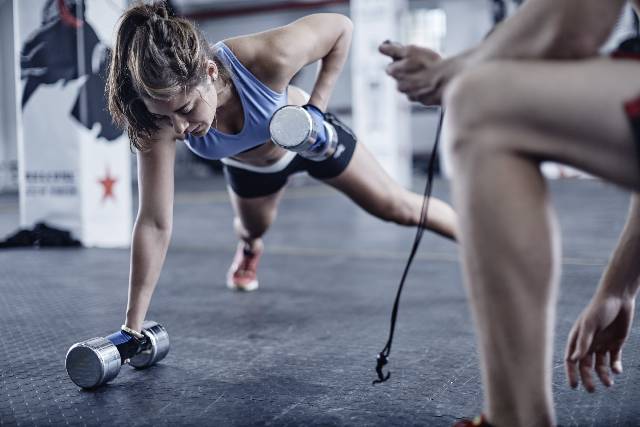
<box><xmin>184</xmin><ymin>42</ymin><xmax>288</xmax><ymax>159</ymax></box>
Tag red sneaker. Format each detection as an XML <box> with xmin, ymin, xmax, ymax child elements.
<box><xmin>226</xmin><ymin>242</ymin><xmax>262</xmax><ymax>292</ymax></box>
<box><xmin>453</xmin><ymin>415</ymin><xmax>493</xmax><ymax>427</ymax></box>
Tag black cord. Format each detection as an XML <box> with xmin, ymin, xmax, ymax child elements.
<box><xmin>373</xmin><ymin>107</ymin><xmax>445</xmax><ymax>384</ymax></box>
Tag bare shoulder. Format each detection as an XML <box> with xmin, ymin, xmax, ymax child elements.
<box><xmin>222</xmin><ymin>33</ymin><xmax>289</xmax><ymax>92</ymax></box>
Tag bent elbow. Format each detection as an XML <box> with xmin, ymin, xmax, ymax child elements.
<box><xmin>340</xmin><ymin>14</ymin><xmax>353</xmax><ymax>33</ymax></box>
<box><xmin>321</xmin><ymin>13</ymin><xmax>352</xmax><ymax>36</ymax></box>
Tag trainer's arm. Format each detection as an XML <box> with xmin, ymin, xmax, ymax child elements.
<box><xmin>564</xmin><ymin>194</ymin><xmax>640</xmax><ymax>389</ymax></box>
<box><xmin>125</xmin><ymin>130</ymin><xmax>176</xmax><ymax>333</ymax></box>
<box><xmin>380</xmin><ymin>0</ymin><xmax>628</xmax><ymax>105</ymax></box>
<box><xmin>471</xmin><ymin>0</ymin><xmax>626</xmax><ymax>61</ymax></box>
<box><xmin>594</xmin><ymin>194</ymin><xmax>640</xmax><ymax>300</ymax></box>
<box><xmin>264</xmin><ymin>13</ymin><xmax>353</xmax><ymax>111</ymax></box>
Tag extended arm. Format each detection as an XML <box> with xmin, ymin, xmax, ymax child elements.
<box><xmin>594</xmin><ymin>194</ymin><xmax>640</xmax><ymax>300</ymax></box>
<box><xmin>125</xmin><ymin>129</ymin><xmax>176</xmax><ymax>332</ymax></box>
<box><xmin>565</xmin><ymin>194</ymin><xmax>640</xmax><ymax>391</ymax></box>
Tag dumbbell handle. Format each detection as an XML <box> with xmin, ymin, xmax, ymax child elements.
<box><xmin>105</xmin><ymin>329</ymin><xmax>148</xmax><ymax>363</ymax></box>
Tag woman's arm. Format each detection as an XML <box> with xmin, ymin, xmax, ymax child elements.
<box><xmin>229</xmin><ymin>13</ymin><xmax>353</xmax><ymax>111</ymax></box>
<box><xmin>125</xmin><ymin>128</ymin><xmax>176</xmax><ymax>332</ymax></box>
<box><xmin>278</xmin><ymin>13</ymin><xmax>353</xmax><ymax>110</ymax></box>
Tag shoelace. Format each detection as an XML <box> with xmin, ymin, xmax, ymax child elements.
<box><xmin>373</xmin><ymin>107</ymin><xmax>445</xmax><ymax>384</ymax></box>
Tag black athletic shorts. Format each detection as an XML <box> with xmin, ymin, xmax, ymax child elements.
<box><xmin>613</xmin><ymin>36</ymin><xmax>640</xmax><ymax>172</ymax></box>
<box><xmin>223</xmin><ymin>113</ymin><xmax>357</xmax><ymax>198</ymax></box>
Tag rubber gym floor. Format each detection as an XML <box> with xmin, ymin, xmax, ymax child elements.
<box><xmin>1</xmin><ymin>174</ymin><xmax>639</xmax><ymax>426</ymax></box>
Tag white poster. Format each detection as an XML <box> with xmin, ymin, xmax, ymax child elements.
<box><xmin>17</xmin><ymin>0</ymin><xmax>132</xmax><ymax>247</ymax></box>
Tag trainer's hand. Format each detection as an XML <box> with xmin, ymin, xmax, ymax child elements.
<box><xmin>379</xmin><ymin>41</ymin><xmax>460</xmax><ymax>106</ymax></box>
<box><xmin>564</xmin><ymin>294</ymin><xmax>635</xmax><ymax>392</ymax></box>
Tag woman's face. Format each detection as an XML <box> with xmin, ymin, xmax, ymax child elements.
<box><xmin>143</xmin><ymin>64</ymin><xmax>218</xmax><ymax>138</ymax></box>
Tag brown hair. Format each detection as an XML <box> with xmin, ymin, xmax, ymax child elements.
<box><xmin>106</xmin><ymin>1</ymin><xmax>218</xmax><ymax>150</ymax></box>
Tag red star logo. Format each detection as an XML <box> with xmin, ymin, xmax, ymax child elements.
<box><xmin>98</xmin><ymin>168</ymin><xmax>118</xmax><ymax>202</ymax></box>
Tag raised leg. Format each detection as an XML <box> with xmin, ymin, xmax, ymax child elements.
<box><xmin>324</xmin><ymin>141</ymin><xmax>458</xmax><ymax>240</ymax></box>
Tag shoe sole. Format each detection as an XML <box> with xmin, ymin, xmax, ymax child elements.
<box><xmin>226</xmin><ymin>277</ymin><xmax>259</xmax><ymax>292</ymax></box>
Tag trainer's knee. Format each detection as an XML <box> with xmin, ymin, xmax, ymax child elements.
<box><xmin>443</xmin><ymin>64</ymin><xmax>513</xmax><ymax>159</ymax></box>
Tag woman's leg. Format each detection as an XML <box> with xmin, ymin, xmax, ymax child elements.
<box><xmin>223</xmin><ymin>161</ymin><xmax>289</xmax><ymax>291</ymax></box>
<box><xmin>227</xmin><ymin>187</ymin><xmax>285</xmax><ymax>251</ymax></box>
<box><xmin>225</xmin><ymin>187</ymin><xmax>285</xmax><ymax>291</ymax></box>
<box><xmin>444</xmin><ymin>58</ymin><xmax>640</xmax><ymax>427</ymax></box>
<box><xmin>323</xmin><ymin>141</ymin><xmax>458</xmax><ymax>240</ymax></box>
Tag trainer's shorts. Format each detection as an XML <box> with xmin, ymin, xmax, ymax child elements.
<box><xmin>222</xmin><ymin>113</ymin><xmax>357</xmax><ymax>198</ymax></box>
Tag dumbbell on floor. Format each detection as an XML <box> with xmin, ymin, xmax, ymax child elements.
<box><xmin>65</xmin><ymin>320</ymin><xmax>170</xmax><ymax>389</ymax></box>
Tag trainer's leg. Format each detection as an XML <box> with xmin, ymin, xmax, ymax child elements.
<box><xmin>444</xmin><ymin>58</ymin><xmax>640</xmax><ymax>427</ymax></box>
<box><xmin>324</xmin><ymin>142</ymin><xmax>458</xmax><ymax>240</ymax></box>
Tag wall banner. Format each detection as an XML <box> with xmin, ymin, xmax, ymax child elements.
<box><xmin>17</xmin><ymin>0</ymin><xmax>132</xmax><ymax>247</ymax></box>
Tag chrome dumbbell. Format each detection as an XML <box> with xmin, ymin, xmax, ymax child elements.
<box><xmin>269</xmin><ymin>104</ymin><xmax>338</xmax><ymax>161</ymax></box>
<box><xmin>65</xmin><ymin>320</ymin><xmax>170</xmax><ymax>389</ymax></box>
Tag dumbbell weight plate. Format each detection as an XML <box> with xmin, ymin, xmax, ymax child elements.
<box><xmin>269</xmin><ymin>105</ymin><xmax>316</xmax><ymax>152</ymax></box>
<box><xmin>65</xmin><ymin>337</ymin><xmax>121</xmax><ymax>388</ymax></box>
<box><xmin>129</xmin><ymin>320</ymin><xmax>170</xmax><ymax>369</ymax></box>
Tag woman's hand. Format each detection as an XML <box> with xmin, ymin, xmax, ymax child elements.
<box><xmin>378</xmin><ymin>41</ymin><xmax>469</xmax><ymax>106</ymax></box>
<box><xmin>565</xmin><ymin>293</ymin><xmax>635</xmax><ymax>392</ymax></box>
